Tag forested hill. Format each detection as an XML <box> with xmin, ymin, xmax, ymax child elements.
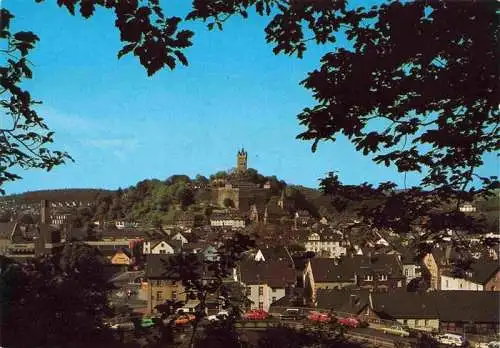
<box><xmin>2</xmin><ymin>189</ymin><xmax>114</xmax><ymax>203</ymax></box>
<box><xmin>1</xmin><ymin>175</ymin><xmax>497</xmax><ymax>232</ymax></box>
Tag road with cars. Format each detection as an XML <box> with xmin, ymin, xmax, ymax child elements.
<box><xmin>105</xmin><ymin>274</ymin><xmax>496</xmax><ymax>347</ymax></box>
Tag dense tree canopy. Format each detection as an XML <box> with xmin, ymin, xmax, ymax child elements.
<box><xmin>0</xmin><ymin>243</ymin><xmax>115</xmax><ymax>348</ymax></box>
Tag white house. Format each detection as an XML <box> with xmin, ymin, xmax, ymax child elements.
<box><xmin>403</xmin><ymin>263</ymin><xmax>422</xmax><ymax>283</ymax></box>
<box><xmin>143</xmin><ymin>240</ymin><xmax>175</xmax><ymax>255</ymax></box>
<box><xmin>115</xmin><ymin>221</ymin><xmax>139</xmax><ymax>229</ymax></box>
<box><xmin>239</xmin><ymin>260</ymin><xmax>296</xmax><ymax>312</ymax></box>
<box><xmin>210</xmin><ymin>213</ymin><xmax>246</xmax><ymax>229</ymax></box>
<box><xmin>254</xmin><ymin>249</ymin><xmax>266</xmax><ymax>262</ymax></box>
<box><xmin>459</xmin><ymin>203</ymin><xmax>476</xmax><ymax>213</ymax></box>
<box><xmin>440</xmin><ymin>273</ymin><xmax>484</xmax><ymax>291</ymax></box>
<box><xmin>303</xmin><ymin>232</ymin><xmax>347</xmax><ymax>258</ymax></box>
<box><xmin>171</xmin><ymin>232</ymin><xmax>188</xmax><ymax>245</ymax></box>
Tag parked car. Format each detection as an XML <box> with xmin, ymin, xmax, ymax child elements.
<box><xmin>109</xmin><ymin>322</ymin><xmax>135</xmax><ymax>331</ymax></box>
<box><xmin>243</xmin><ymin>309</ymin><xmax>270</xmax><ymax>320</ymax></box>
<box><xmin>207</xmin><ymin>310</ymin><xmax>229</xmax><ymax>322</ymax></box>
<box><xmin>307</xmin><ymin>311</ymin><xmax>331</xmax><ymax>323</ymax></box>
<box><xmin>436</xmin><ymin>333</ymin><xmax>466</xmax><ymax>347</ymax></box>
<box><xmin>280</xmin><ymin>308</ymin><xmax>306</xmax><ymax>320</ymax></box>
<box><xmin>488</xmin><ymin>342</ymin><xmax>500</xmax><ymax>348</ymax></box>
<box><xmin>175</xmin><ymin>314</ymin><xmax>196</xmax><ymax>325</ymax></box>
<box><xmin>337</xmin><ymin>317</ymin><xmax>360</xmax><ymax>328</ymax></box>
<box><xmin>140</xmin><ymin>318</ymin><xmax>155</xmax><ymax>328</ymax></box>
<box><xmin>381</xmin><ymin>325</ymin><xmax>410</xmax><ymax>337</ymax></box>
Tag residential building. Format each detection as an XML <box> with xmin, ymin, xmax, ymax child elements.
<box><xmin>170</xmin><ymin>232</ymin><xmax>188</xmax><ymax>245</ymax></box>
<box><xmin>430</xmin><ymin>291</ymin><xmax>500</xmax><ymax>335</ymax></box>
<box><xmin>294</xmin><ymin>210</ymin><xmax>311</xmax><ymax>228</ymax></box>
<box><xmin>315</xmin><ymin>289</ymin><xmax>370</xmax><ymax>316</ymax></box>
<box><xmin>369</xmin><ymin>291</ymin><xmax>440</xmax><ymax>332</ymax></box>
<box><xmin>145</xmin><ymin>254</ymin><xmax>189</xmax><ymax>314</ymax></box>
<box><xmin>143</xmin><ymin>240</ymin><xmax>175</xmax><ymax>255</ymax></box>
<box><xmin>459</xmin><ymin>204</ymin><xmax>476</xmax><ymax>213</ymax></box>
<box><xmin>368</xmin><ymin>290</ymin><xmax>500</xmax><ymax>335</ymax></box>
<box><xmin>310</xmin><ymin>255</ymin><xmax>405</xmax><ymax>291</ymax></box>
<box><xmin>115</xmin><ymin>221</ymin><xmax>139</xmax><ymax>229</ymax></box>
<box><xmin>302</xmin><ymin>231</ymin><xmax>346</xmax><ymax>258</ymax></box>
<box><xmin>175</xmin><ymin>212</ymin><xmax>197</xmax><ymax>229</ymax></box>
<box><xmin>399</xmin><ymin>253</ymin><xmax>422</xmax><ymax>283</ymax></box>
<box><xmin>210</xmin><ymin>212</ymin><xmax>246</xmax><ymax>229</ymax></box>
<box><xmin>111</xmin><ymin>248</ymin><xmax>133</xmax><ymax>265</ymax></box>
<box><xmin>239</xmin><ymin>260</ymin><xmax>296</xmax><ymax>312</ymax></box>
<box><xmin>439</xmin><ymin>261</ymin><xmax>500</xmax><ymax>291</ymax></box>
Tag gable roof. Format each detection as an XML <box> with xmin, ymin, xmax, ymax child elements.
<box><xmin>371</xmin><ymin>291</ymin><xmax>438</xmax><ymax>320</ymax></box>
<box><xmin>113</xmin><ymin>248</ymin><xmax>132</xmax><ymax>259</ymax></box>
<box><xmin>239</xmin><ymin>260</ymin><xmax>296</xmax><ymax>288</ymax></box>
<box><xmin>311</xmin><ymin>255</ymin><xmax>404</xmax><ymax>283</ymax></box>
<box><xmin>469</xmin><ymin>260</ymin><xmax>499</xmax><ymax>284</ymax></box>
<box><xmin>371</xmin><ymin>290</ymin><xmax>500</xmax><ymax>324</ymax></box>
<box><xmin>429</xmin><ymin>291</ymin><xmax>500</xmax><ymax>323</ymax></box>
<box><xmin>151</xmin><ymin>240</ymin><xmax>174</xmax><ymax>250</ymax></box>
<box><xmin>316</xmin><ymin>289</ymin><xmax>370</xmax><ymax>315</ymax></box>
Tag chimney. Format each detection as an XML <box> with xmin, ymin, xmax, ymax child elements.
<box><xmin>40</xmin><ymin>200</ymin><xmax>50</xmax><ymax>225</ymax></box>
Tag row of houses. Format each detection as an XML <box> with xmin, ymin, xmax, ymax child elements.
<box><xmin>271</xmin><ymin>289</ymin><xmax>499</xmax><ymax>336</ymax></box>
<box><xmin>142</xmin><ymin>250</ymin><xmax>499</xmax><ymax>336</ymax></box>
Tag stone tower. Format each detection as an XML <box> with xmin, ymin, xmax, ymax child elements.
<box><xmin>237</xmin><ymin>148</ymin><xmax>247</xmax><ymax>173</ymax></box>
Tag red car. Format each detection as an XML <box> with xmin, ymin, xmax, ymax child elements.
<box><xmin>338</xmin><ymin>317</ymin><xmax>360</xmax><ymax>328</ymax></box>
<box><xmin>243</xmin><ymin>309</ymin><xmax>269</xmax><ymax>320</ymax></box>
<box><xmin>307</xmin><ymin>311</ymin><xmax>331</xmax><ymax>323</ymax></box>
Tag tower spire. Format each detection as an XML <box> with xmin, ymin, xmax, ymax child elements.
<box><xmin>236</xmin><ymin>147</ymin><xmax>248</xmax><ymax>173</ymax></box>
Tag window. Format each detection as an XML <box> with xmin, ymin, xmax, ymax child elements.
<box><xmin>424</xmin><ymin>320</ymin><xmax>429</xmax><ymax>326</ymax></box>
<box><xmin>272</xmin><ymin>297</ymin><xmax>276</xmax><ymax>303</ymax></box>
<box><xmin>156</xmin><ymin>291</ymin><xmax>163</xmax><ymax>302</ymax></box>
<box><xmin>160</xmin><ymin>249</ymin><xmax>166</xmax><ymax>254</ymax></box>
<box><xmin>415</xmin><ymin>319</ymin><xmax>421</xmax><ymax>327</ymax></box>
<box><xmin>403</xmin><ymin>319</ymin><xmax>408</xmax><ymax>325</ymax></box>
<box><xmin>445</xmin><ymin>279</ymin><xmax>449</xmax><ymax>288</ymax></box>
<box><xmin>404</xmin><ymin>269</ymin><xmax>409</xmax><ymax>276</ymax></box>
<box><xmin>171</xmin><ymin>291</ymin><xmax>177</xmax><ymax>300</ymax></box>
<box><xmin>379</xmin><ymin>274</ymin><xmax>387</xmax><ymax>281</ymax></box>
<box><xmin>365</xmin><ymin>275</ymin><xmax>373</xmax><ymax>281</ymax></box>
<box><xmin>258</xmin><ymin>286</ymin><xmax>264</xmax><ymax>296</ymax></box>
<box><xmin>258</xmin><ymin>302</ymin><xmax>263</xmax><ymax>309</ymax></box>
<box><xmin>246</xmin><ymin>287</ymin><xmax>251</xmax><ymax>296</ymax></box>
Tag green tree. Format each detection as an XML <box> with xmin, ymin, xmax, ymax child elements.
<box><xmin>0</xmin><ymin>243</ymin><xmax>115</xmax><ymax>348</ymax></box>
<box><xmin>175</xmin><ymin>184</ymin><xmax>195</xmax><ymax>209</ymax></box>
<box><xmin>0</xmin><ymin>9</ymin><xmax>72</xmax><ymax>194</ymax></box>
<box><xmin>153</xmin><ymin>233</ymin><xmax>255</xmax><ymax>348</ymax></box>
<box><xmin>193</xmin><ymin>174</ymin><xmax>209</xmax><ymax>188</ymax></box>
<box><xmin>153</xmin><ymin>184</ymin><xmax>172</xmax><ymax>211</ymax></box>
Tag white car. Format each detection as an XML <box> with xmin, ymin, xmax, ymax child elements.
<box><xmin>436</xmin><ymin>333</ymin><xmax>466</xmax><ymax>347</ymax></box>
<box><xmin>207</xmin><ymin>310</ymin><xmax>229</xmax><ymax>322</ymax></box>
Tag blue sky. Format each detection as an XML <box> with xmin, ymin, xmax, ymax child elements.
<box><xmin>2</xmin><ymin>1</ymin><xmax>497</xmax><ymax>194</ymax></box>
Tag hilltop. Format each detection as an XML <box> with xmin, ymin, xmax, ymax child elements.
<box><xmin>1</xmin><ymin>188</ymin><xmax>114</xmax><ymax>203</ymax></box>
